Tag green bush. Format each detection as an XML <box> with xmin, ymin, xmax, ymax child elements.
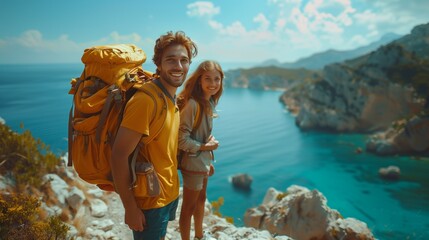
<box><xmin>0</xmin><ymin>123</ymin><xmax>61</xmax><ymax>189</ymax></box>
<box><xmin>211</xmin><ymin>197</ymin><xmax>234</xmax><ymax>223</ymax></box>
<box><xmin>0</xmin><ymin>194</ymin><xmax>69</xmax><ymax>240</ymax></box>
<box><xmin>276</xmin><ymin>192</ymin><xmax>289</xmax><ymax>201</ymax></box>
<box><xmin>386</xmin><ymin>63</ymin><xmax>429</xmax><ymax>108</ymax></box>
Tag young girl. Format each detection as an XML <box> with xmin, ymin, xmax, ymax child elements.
<box><xmin>177</xmin><ymin>60</ymin><xmax>224</xmax><ymax>240</ymax></box>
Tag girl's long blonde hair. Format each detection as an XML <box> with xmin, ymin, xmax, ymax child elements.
<box><xmin>177</xmin><ymin>60</ymin><xmax>224</xmax><ymax>115</ymax></box>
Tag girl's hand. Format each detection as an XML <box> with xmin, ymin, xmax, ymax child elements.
<box><xmin>205</xmin><ymin>135</ymin><xmax>219</xmax><ymax>150</ymax></box>
<box><xmin>209</xmin><ymin>164</ymin><xmax>215</xmax><ymax>176</ymax></box>
<box><xmin>200</xmin><ymin>135</ymin><xmax>219</xmax><ymax>151</ymax></box>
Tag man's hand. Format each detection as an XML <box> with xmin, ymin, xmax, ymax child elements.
<box><xmin>111</xmin><ymin>127</ymin><xmax>146</xmax><ymax>232</ymax></box>
<box><xmin>125</xmin><ymin>205</ymin><xmax>146</xmax><ymax>231</ymax></box>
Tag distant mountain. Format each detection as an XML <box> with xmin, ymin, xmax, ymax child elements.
<box><xmin>258</xmin><ymin>33</ymin><xmax>401</xmax><ymax>70</ymax></box>
<box><xmin>258</xmin><ymin>58</ymin><xmax>282</xmax><ymax>67</ymax></box>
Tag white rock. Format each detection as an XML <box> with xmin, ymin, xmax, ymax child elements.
<box><xmin>327</xmin><ymin>217</ymin><xmax>374</xmax><ymax>240</ymax></box>
<box><xmin>90</xmin><ymin>198</ymin><xmax>108</xmax><ymax>218</ymax></box>
<box><xmin>61</xmin><ymin>154</ymin><xmax>78</xmax><ymax>179</ymax></box>
<box><xmin>0</xmin><ymin>175</ymin><xmax>13</xmax><ymax>190</ymax></box>
<box><xmin>262</xmin><ymin>187</ymin><xmax>281</xmax><ymax>207</ymax></box>
<box><xmin>67</xmin><ymin>186</ymin><xmax>85</xmax><ymax>211</ymax></box>
<box><xmin>379</xmin><ymin>165</ymin><xmax>401</xmax><ymax>180</ymax></box>
<box><xmin>243</xmin><ymin>206</ymin><xmax>265</xmax><ymax>228</ymax></box>
<box><xmin>66</xmin><ymin>224</ymin><xmax>78</xmax><ymax>239</ymax></box>
<box><xmin>244</xmin><ymin>186</ymin><xmax>373</xmax><ymax>240</ymax></box>
<box><xmin>41</xmin><ymin>202</ymin><xmax>62</xmax><ymax>216</ymax></box>
<box><xmin>285</xmin><ymin>185</ymin><xmax>309</xmax><ymax>195</ymax></box>
<box><xmin>85</xmin><ymin>227</ymin><xmax>106</xmax><ymax>238</ymax></box>
<box><xmin>87</xmin><ymin>187</ymin><xmax>104</xmax><ymax>198</ymax></box>
<box><xmin>43</xmin><ymin>174</ymin><xmax>69</xmax><ymax>205</ymax></box>
<box><xmin>91</xmin><ymin>219</ymin><xmax>115</xmax><ymax>231</ymax></box>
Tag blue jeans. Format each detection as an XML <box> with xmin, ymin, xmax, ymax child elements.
<box><xmin>132</xmin><ymin>198</ymin><xmax>179</xmax><ymax>240</ymax></box>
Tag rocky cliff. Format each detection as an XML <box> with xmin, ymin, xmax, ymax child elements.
<box><xmin>366</xmin><ymin>116</ymin><xmax>429</xmax><ymax>156</ymax></box>
<box><xmin>280</xmin><ymin>22</ymin><xmax>429</xmax><ymax>134</ymax></box>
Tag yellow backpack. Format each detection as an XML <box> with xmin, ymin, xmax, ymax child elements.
<box><xmin>67</xmin><ymin>44</ymin><xmax>166</xmax><ymax>191</ymax></box>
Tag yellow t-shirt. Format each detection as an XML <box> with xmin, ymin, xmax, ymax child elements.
<box><xmin>121</xmin><ymin>82</ymin><xmax>180</xmax><ymax>209</ymax></box>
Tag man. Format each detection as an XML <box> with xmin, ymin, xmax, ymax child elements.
<box><xmin>111</xmin><ymin>31</ymin><xmax>198</xmax><ymax>240</ymax></box>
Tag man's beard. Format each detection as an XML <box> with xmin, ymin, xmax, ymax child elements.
<box><xmin>159</xmin><ymin>71</ymin><xmax>186</xmax><ymax>88</ymax></box>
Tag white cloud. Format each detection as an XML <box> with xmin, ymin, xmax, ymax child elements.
<box><xmin>188</xmin><ymin>0</ymin><xmax>362</xmax><ymax>61</ymax></box>
<box><xmin>353</xmin><ymin>1</ymin><xmax>429</xmax><ymax>36</ymax></box>
<box><xmin>254</xmin><ymin>13</ymin><xmax>270</xmax><ymax>31</ymax></box>
<box><xmin>354</xmin><ymin>9</ymin><xmax>393</xmax><ymax>25</ymax></box>
<box><xmin>267</xmin><ymin>0</ymin><xmax>355</xmax><ymax>38</ymax></box>
<box><xmin>338</xmin><ymin>11</ymin><xmax>353</xmax><ymax>26</ymax></box>
<box><xmin>321</xmin><ymin>21</ymin><xmax>343</xmax><ymax>34</ymax></box>
<box><xmin>196</xmin><ymin>35</ymin><xmax>288</xmax><ymax>63</ymax></box>
<box><xmin>205</xmin><ymin>19</ymin><xmax>277</xmax><ymax>47</ymax></box>
<box><xmin>303</xmin><ymin>0</ymin><xmax>322</xmax><ymax>18</ymax></box>
<box><xmin>2</xmin><ymin>0</ymin><xmax>427</xmax><ymax>64</ymax></box>
<box><xmin>95</xmin><ymin>32</ymin><xmax>146</xmax><ymax>45</ymax></box>
<box><xmin>17</xmin><ymin>30</ymin><xmax>43</xmax><ymax>48</ymax></box>
<box><xmin>11</xmin><ymin>30</ymin><xmax>80</xmax><ymax>53</ymax></box>
<box><xmin>290</xmin><ymin>8</ymin><xmax>310</xmax><ymax>34</ymax></box>
<box><xmin>0</xmin><ymin>30</ymin><xmax>154</xmax><ymax>64</ymax></box>
<box><xmin>285</xmin><ymin>28</ymin><xmax>322</xmax><ymax>50</ymax></box>
<box><xmin>268</xmin><ymin>0</ymin><xmax>302</xmax><ymax>6</ymax></box>
<box><xmin>9</xmin><ymin>30</ymin><xmax>151</xmax><ymax>53</ymax></box>
<box><xmin>110</xmin><ymin>32</ymin><xmax>142</xmax><ymax>43</ymax></box>
<box><xmin>218</xmin><ymin>21</ymin><xmax>247</xmax><ymax>36</ymax></box>
<box><xmin>275</xmin><ymin>18</ymin><xmax>287</xmax><ymax>32</ymax></box>
<box><xmin>187</xmin><ymin>1</ymin><xmax>220</xmax><ymax>18</ymax></box>
<box><xmin>301</xmin><ymin>0</ymin><xmax>356</xmax><ymax>35</ymax></box>
<box><xmin>208</xmin><ymin>20</ymin><xmax>223</xmax><ymax>31</ymax></box>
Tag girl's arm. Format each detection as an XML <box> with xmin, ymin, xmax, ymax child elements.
<box><xmin>178</xmin><ymin>99</ymin><xmax>202</xmax><ymax>153</ymax></box>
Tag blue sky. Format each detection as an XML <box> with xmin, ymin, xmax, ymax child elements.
<box><xmin>1</xmin><ymin>0</ymin><xmax>428</xmax><ymax>65</ymax></box>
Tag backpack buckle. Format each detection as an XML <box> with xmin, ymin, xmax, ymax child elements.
<box><xmin>125</xmin><ymin>72</ymin><xmax>137</xmax><ymax>83</ymax></box>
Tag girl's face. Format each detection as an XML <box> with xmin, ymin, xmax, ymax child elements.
<box><xmin>200</xmin><ymin>69</ymin><xmax>222</xmax><ymax>100</ymax></box>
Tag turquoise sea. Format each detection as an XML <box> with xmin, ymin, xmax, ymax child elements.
<box><xmin>1</xmin><ymin>64</ymin><xmax>428</xmax><ymax>239</ymax></box>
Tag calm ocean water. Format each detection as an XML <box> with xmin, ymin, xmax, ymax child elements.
<box><xmin>1</xmin><ymin>64</ymin><xmax>428</xmax><ymax>239</ymax></box>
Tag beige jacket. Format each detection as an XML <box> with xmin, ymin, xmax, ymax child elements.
<box><xmin>178</xmin><ymin>98</ymin><xmax>215</xmax><ymax>174</ymax></box>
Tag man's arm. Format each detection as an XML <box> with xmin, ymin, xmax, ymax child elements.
<box><xmin>110</xmin><ymin>126</ymin><xmax>145</xmax><ymax>231</ymax></box>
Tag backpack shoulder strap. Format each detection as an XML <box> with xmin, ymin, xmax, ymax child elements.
<box><xmin>129</xmin><ymin>82</ymin><xmax>168</xmax><ymax>189</ymax></box>
<box><xmin>136</xmin><ymin>82</ymin><xmax>168</xmax><ymax>145</ymax></box>
<box><xmin>191</xmin><ymin>102</ymin><xmax>202</xmax><ymax>136</ymax></box>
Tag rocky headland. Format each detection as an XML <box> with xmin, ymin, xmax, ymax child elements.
<box><xmin>280</xmin><ymin>22</ymin><xmax>429</xmax><ymax>133</ymax></box>
<box><xmin>280</xmin><ymin>22</ymin><xmax>429</xmax><ymax>156</ymax></box>
<box><xmin>223</xmin><ymin>22</ymin><xmax>429</xmax><ymax>156</ymax></box>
